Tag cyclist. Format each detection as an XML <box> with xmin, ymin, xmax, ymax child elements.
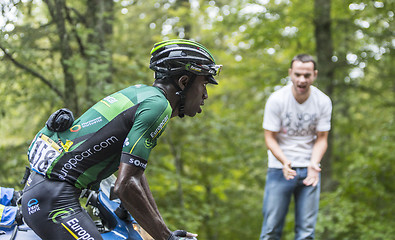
<box><xmin>21</xmin><ymin>39</ymin><xmax>222</xmax><ymax>240</ymax></box>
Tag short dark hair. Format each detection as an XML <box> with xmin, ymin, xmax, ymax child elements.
<box><xmin>290</xmin><ymin>54</ymin><xmax>317</xmax><ymax>70</ymax></box>
<box><xmin>153</xmin><ymin>71</ymin><xmax>194</xmax><ymax>86</ymax></box>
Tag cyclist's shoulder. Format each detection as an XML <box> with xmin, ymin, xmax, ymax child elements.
<box><xmin>138</xmin><ymin>98</ymin><xmax>171</xmax><ymax>122</ymax></box>
<box><xmin>117</xmin><ymin>84</ymin><xmax>166</xmax><ymax>102</ymax></box>
<box><xmin>118</xmin><ymin>84</ymin><xmax>159</xmax><ymax>97</ymax></box>
<box><xmin>132</xmin><ymin>86</ymin><xmax>169</xmax><ymax>108</ymax></box>
<box><xmin>131</xmin><ymin>87</ymin><xmax>171</xmax><ymax>123</ymax></box>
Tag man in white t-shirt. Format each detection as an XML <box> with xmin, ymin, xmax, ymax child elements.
<box><xmin>259</xmin><ymin>54</ymin><xmax>332</xmax><ymax>240</ymax></box>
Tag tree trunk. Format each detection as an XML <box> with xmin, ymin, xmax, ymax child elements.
<box><xmin>85</xmin><ymin>0</ymin><xmax>114</xmax><ymax>105</ymax></box>
<box><xmin>45</xmin><ymin>0</ymin><xmax>79</xmax><ymax>115</ymax></box>
<box><xmin>314</xmin><ymin>0</ymin><xmax>336</xmax><ymax>191</ymax></box>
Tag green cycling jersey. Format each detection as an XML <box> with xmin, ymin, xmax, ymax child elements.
<box><xmin>28</xmin><ymin>85</ymin><xmax>172</xmax><ymax>189</ymax></box>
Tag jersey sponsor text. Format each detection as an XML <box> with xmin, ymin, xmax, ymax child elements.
<box><xmin>59</xmin><ymin>136</ymin><xmax>120</xmax><ymax>180</ymax></box>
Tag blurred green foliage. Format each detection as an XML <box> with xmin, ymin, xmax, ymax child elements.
<box><xmin>0</xmin><ymin>0</ymin><xmax>393</xmax><ymax>239</ymax></box>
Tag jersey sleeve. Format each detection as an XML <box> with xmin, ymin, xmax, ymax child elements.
<box><xmin>122</xmin><ymin>96</ymin><xmax>172</xmax><ymax>162</ymax></box>
<box><xmin>263</xmin><ymin>93</ymin><xmax>282</xmax><ymax>132</ymax></box>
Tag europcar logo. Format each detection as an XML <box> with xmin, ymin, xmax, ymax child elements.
<box><xmin>59</xmin><ymin>136</ymin><xmax>120</xmax><ymax>180</ymax></box>
<box><xmin>49</xmin><ymin>207</ymin><xmax>76</xmax><ymax>223</ymax></box>
<box><xmin>63</xmin><ymin>218</ymin><xmax>95</xmax><ymax>240</ymax></box>
<box><xmin>150</xmin><ymin>115</ymin><xmax>169</xmax><ymax>139</ymax></box>
<box><xmin>144</xmin><ymin>138</ymin><xmax>154</xmax><ymax>149</ymax></box>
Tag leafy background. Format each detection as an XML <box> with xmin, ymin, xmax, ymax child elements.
<box><xmin>0</xmin><ymin>0</ymin><xmax>394</xmax><ymax>239</ymax></box>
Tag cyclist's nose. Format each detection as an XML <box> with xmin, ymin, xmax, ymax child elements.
<box><xmin>203</xmin><ymin>88</ymin><xmax>208</xmax><ymax>99</ymax></box>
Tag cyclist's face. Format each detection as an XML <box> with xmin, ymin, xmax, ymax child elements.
<box><xmin>289</xmin><ymin>61</ymin><xmax>317</xmax><ymax>97</ymax></box>
<box><xmin>184</xmin><ymin>75</ymin><xmax>209</xmax><ymax>117</ymax></box>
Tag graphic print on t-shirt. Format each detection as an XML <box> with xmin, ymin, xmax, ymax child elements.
<box><xmin>283</xmin><ymin>112</ymin><xmax>318</xmax><ymax>137</ymax></box>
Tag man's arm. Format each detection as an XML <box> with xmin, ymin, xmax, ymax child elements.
<box><xmin>303</xmin><ymin>131</ymin><xmax>329</xmax><ymax>186</ymax></box>
<box><xmin>114</xmin><ymin>162</ymin><xmax>171</xmax><ymax>240</ymax></box>
<box><xmin>264</xmin><ymin>129</ymin><xmax>296</xmax><ymax>180</ymax></box>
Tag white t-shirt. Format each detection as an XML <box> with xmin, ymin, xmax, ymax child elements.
<box><xmin>263</xmin><ymin>84</ymin><xmax>332</xmax><ymax>168</ymax></box>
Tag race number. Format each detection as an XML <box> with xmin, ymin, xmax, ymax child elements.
<box><xmin>28</xmin><ymin>134</ymin><xmax>62</xmax><ymax>175</ymax></box>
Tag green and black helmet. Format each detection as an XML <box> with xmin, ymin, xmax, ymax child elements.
<box><xmin>149</xmin><ymin>39</ymin><xmax>222</xmax><ymax>85</ymax></box>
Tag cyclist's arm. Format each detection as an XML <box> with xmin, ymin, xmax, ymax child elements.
<box><xmin>114</xmin><ymin>96</ymin><xmax>173</xmax><ymax>239</ymax></box>
<box><xmin>114</xmin><ymin>162</ymin><xmax>172</xmax><ymax>240</ymax></box>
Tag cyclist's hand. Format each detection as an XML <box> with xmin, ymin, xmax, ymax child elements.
<box><xmin>303</xmin><ymin>162</ymin><xmax>321</xmax><ymax>186</ymax></box>
<box><xmin>168</xmin><ymin>230</ymin><xmax>198</xmax><ymax>240</ymax></box>
<box><xmin>282</xmin><ymin>161</ymin><xmax>296</xmax><ymax>180</ymax></box>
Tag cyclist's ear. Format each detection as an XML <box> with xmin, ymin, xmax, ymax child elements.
<box><xmin>177</xmin><ymin>75</ymin><xmax>190</xmax><ymax>91</ymax></box>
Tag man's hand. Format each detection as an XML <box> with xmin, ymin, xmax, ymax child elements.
<box><xmin>303</xmin><ymin>162</ymin><xmax>321</xmax><ymax>186</ymax></box>
<box><xmin>282</xmin><ymin>161</ymin><xmax>297</xmax><ymax>180</ymax></box>
<box><xmin>168</xmin><ymin>230</ymin><xmax>198</xmax><ymax>240</ymax></box>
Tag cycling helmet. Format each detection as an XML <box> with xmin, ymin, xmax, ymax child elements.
<box><xmin>149</xmin><ymin>39</ymin><xmax>222</xmax><ymax>85</ymax></box>
<box><xmin>150</xmin><ymin>39</ymin><xmax>222</xmax><ymax>118</ymax></box>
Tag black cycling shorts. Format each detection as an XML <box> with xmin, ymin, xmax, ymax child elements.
<box><xmin>21</xmin><ymin>173</ymin><xmax>103</xmax><ymax>240</ymax></box>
